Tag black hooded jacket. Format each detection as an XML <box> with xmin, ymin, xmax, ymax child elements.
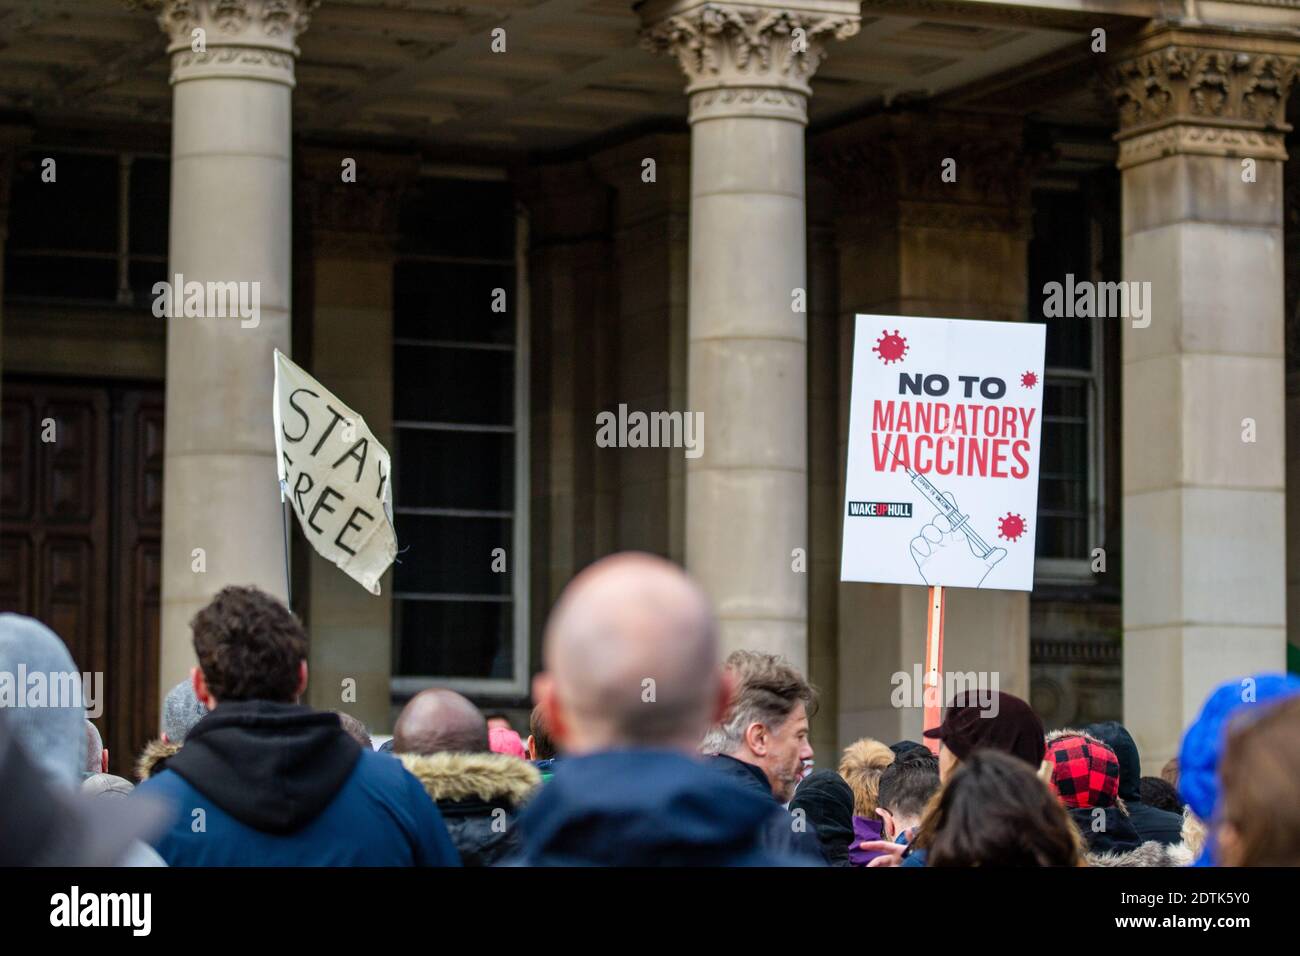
<box><xmin>165</xmin><ymin>700</ymin><xmax>361</xmax><ymax>832</ymax></box>
<box><xmin>1087</xmin><ymin>721</ymin><xmax>1183</xmax><ymax>846</ymax></box>
<box><xmin>790</xmin><ymin>769</ymin><xmax>855</xmax><ymax>866</ymax></box>
<box><xmin>1067</xmin><ymin>805</ymin><xmax>1144</xmax><ymax>855</ymax></box>
<box><xmin>399</xmin><ymin>751</ymin><xmax>541</xmax><ymax>866</ymax></box>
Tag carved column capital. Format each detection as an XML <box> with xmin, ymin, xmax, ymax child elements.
<box><xmin>1103</xmin><ymin>27</ymin><xmax>1300</xmax><ymax>169</ymax></box>
<box><xmin>129</xmin><ymin>0</ymin><xmax>318</xmax><ymax>87</ymax></box>
<box><xmin>637</xmin><ymin>0</ymin><xmax>859</xmax><ymax>124</ymax></box>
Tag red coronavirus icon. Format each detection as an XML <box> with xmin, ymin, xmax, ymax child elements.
<box><xmin>997</xmin><ymin>512</ymin><xmax>1027</xmax><ymax>542</ymax></box>
<box><xmin>1020</xmin><ymin>371</ymin><xmax>1038</xmax><ymax>388</ymax></box>
<box><xmin>873</xmin><ymin>329</ymin><xmax>908</xmax><ymax>364</ymax></box>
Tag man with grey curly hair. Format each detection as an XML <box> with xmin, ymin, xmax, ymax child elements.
<box><xmin>702</xmin><ymin>649</ymin><xmax>816</xmax><ymax>804</ymax></box>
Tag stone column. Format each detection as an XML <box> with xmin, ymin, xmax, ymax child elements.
<box><xmin>149</xmin><ymin>0</ymin><xmax>316</xmax><ymax>702</ymax></box>
<box><xmin>296</xmin><ymin>148</ymin><xmax>417</xmax><ymax>732</ymax></box>
<box><xmin>814</xmin><ymin>112</ymin><xmax>1036</xmax><ymax>746</ymax></box>
<box><xmin>1106</xmin><ymin>28</ymin><xmax>1299</xmax><ymax>772</ymax></box>
<box><xmin>640</xmin><ymin>0</ymin><xmax>859</xmax><ymax>669</ymax></box>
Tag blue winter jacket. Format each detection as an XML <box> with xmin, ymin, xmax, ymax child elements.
<box><xmin>135</xmin><ymin>701</ymin><xmax>459</xmax><ymax>867</ymax></box>
<box><xmin>506</xmin><ymin>749</ymin><xmax>824</xmax><ymax>866</ymax></box>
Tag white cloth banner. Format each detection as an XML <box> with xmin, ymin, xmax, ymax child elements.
<box><xmin>840</xmin><ymin>315</ymin><xmax>1046</xmax><ymax>591</ymax></box>
<box><xmin>273</xmin><ymin>349</ymin><xmax>396</xmax><ymax>595</ymax></box>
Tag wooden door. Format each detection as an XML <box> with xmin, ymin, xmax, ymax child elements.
<box><xmin>1</xmin><ymin>380</ymin><xmax>162</xmax><ymax>777</ymax></box>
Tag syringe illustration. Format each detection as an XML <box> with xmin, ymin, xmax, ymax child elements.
<box><xmin>884</xmin><ymin>444</ymin><xmax>997</xmax><ymax>560</ymax></box>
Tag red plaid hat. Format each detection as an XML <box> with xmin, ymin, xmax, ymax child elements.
<box><xmin>1045</xmin><ymin>731</ymin><xmax>1121</xmax><ymax>809</ymax></box>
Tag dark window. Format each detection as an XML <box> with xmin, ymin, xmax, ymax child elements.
<box><xmin>390</xmin><ymin>178</ymin><xmax>521</xmax><ymax>686</ymax></box>
<box><xmin>5</xmin><ymin>150</ymin><xmax>168</xmax><ymax>306</ymax></box>
<box><xmin>1028</xmin><ymin>187</ymin><xmax>1101</xmax><ymax>567</ymax></box>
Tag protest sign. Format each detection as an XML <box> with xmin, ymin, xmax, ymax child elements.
<box><xmin>273</xmin><ymin>349</ymin><xmax>396</xmax><ymax>595</ymax></box>
<box><xmin>840</xmin><ymin>315</ymin><xmax>1046</xmax><ymax>592</ymax></box>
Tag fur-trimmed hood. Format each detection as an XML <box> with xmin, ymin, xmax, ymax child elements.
<box><xmin>399</xmin><ymin>751</ymin><xmax>539</xmax><ymax>808</ymax></box>
<box><xmin>1088</xmin><ymin>840</ymin><xmax>1193</xmax><ymax>867</ymax></box>
<box><xmin>136</xmin><ymin>738</ymin><xmax>181</xmax><ymax>781</ymax></box>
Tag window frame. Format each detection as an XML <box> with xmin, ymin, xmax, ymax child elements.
<box><xmin>389</xmin><ymin>203</ymin><xmax>531</xmax><ymax>698</ymax></box>
<box><xmin>4</xmin><ymin>146</ymin><xmax>168</xmax><ymax>308</ymax></box>
<box><xmin>1034</xmin><ymin>320</ymin><xmax>1105</xmax><ymax>585</ymax></box>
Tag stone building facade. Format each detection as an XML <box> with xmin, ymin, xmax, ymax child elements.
<box><xmin>1</xmin><ymin>0</ymin><xmax>1297</xmax><ymax>773</ymax></box>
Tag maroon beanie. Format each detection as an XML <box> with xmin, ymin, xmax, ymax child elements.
<box><xmin>923</xmin><ymin>690</ymin><xmax>1046</xmax><ymax>768</ymax></box>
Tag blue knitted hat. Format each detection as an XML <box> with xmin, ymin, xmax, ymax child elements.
<box><xmin>1179</xmin><ymin>673</ymin><xmax>1300</xmax><ymax>823</ymax></box>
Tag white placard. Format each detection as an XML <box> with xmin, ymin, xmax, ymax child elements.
<box><xmin>840</xmin><ymin>315</ymin><xmax>1046</xmax><ymax>591</ymax></box>
<box><xmin>273</xmin><ymin>350</ymin><xmax>397</xmax><ymax>595</ymax></box>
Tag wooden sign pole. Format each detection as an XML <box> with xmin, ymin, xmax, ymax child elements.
<box><xmin>923</xmin><ymin>584</ymin><xmax>946</xmax><ymax>754</ymax></box>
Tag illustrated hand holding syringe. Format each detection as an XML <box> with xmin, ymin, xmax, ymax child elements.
<box><xmin>889</xmin><ymin>447</ymin><xmax>1007</xmax><ymax>588</ymax></box>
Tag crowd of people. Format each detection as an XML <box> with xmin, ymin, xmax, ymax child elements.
<box><xmin>3</xmin><ymin>550</ymin><xmax>1299</xmax><ymax>867</ymax></box>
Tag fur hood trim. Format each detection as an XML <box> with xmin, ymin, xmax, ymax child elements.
<box><xmin>1045</xmin><ymin>726</ymin><xmax>1105</xmax><ymax>748</ymax></box>
<box><xmin>1082</xmin><ymin>810</ymin><xmax>1202</xmax><ymax>867</ymax></box>
<box><xmin>1179</xmin><ymin>809</ymin><xmax>1206</xmax><ymax>861</ymax></box>
<box><xmin>1088</xmin><ymin>839</ymin><xmax>1191</xmax><ymax>867</ymax></box>
<box><xmin>136</xmin><ymin>738</ymin><xmax>181</xmax><ymax>781</ymax></box>
<box><xmin>400</xmin><ymin>751</ymin><xmax>540</xmax><ymax>807</ymax></box>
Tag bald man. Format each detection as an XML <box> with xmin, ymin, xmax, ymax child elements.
<box><xmin>391</xmin><ymin>689</ymin><xmax>540</xmax><ymax>866</ymax></box>
<box><xmin>510</xmin><ymin>552</ymin><xmax>822</xmax><ymax>866</ymax></box>
<box><xmin>393</xmin><ymin>689</ymin><xmax>490</xmax><ymax>755</ymax></box>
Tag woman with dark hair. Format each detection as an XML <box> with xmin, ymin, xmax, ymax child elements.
<box><xmin>1217</xmin><ymin>694</ymin><xmax>1300</xmax><ymax>867</ymax></box>
<box><xmin>915</xmin><ymin>749</ymin><xmax>1083</xmax><ymax>867</ymax></box>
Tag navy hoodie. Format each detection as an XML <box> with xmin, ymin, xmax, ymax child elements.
<box><xmin>507</xmin><ymin>749</ymin><xmax>824</xmax><ymax>866</ymax></box>
<box><xmin>135</xmin><ymin>701</ymin><xmax>459</xmax><ymax>866</ymax></box>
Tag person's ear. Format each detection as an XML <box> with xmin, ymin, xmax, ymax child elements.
<box><xmin>526</xmin><ymin>734</ymin><xmax>538</xmax><ymax>760</ymax></box>
<box><xmin>743</xmin><ymin>720</ymin><xmax>768</xmax><ymax>757</ymax></box>
<box><xmin>534</xmin><ymin>673</ymin><xmax>565</xmax><ymax>747</ymax></box>
<box><xmin>295</xmin><ymin>660</ymin><xmax>309</xmax><ymax>701</ymax></box>
<box><xmin>101</xmin><ymin>748</ymin><xmax>110</xmax><ymax>773</ymax></box>
<box><xmin>192</xmin><ymin>666</ymin><xmax>217</xmax><ymax>710</ymax></box>
<box><xmin>876</xmin><ymin>807</ymin><xmax>895</xmax><ymax>839</ymax></box>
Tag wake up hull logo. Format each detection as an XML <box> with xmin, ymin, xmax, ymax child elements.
<box><xmin>848</xmin><ymin>501</ymin><xmax>913</xmax><ymax>518</ymax></box>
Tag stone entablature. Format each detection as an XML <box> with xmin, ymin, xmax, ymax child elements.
<box><xmin>295</xmin><ymin>149</ymin><xmax>420</xmax><ymax>257</ymax></box>
<box><xmin>813</xmin><ymin>112</ymin><xmax>1038</xmax><ymax>236</ymax></box>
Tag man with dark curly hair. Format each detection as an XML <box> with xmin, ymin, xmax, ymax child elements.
<box><xmin>134</xmin><ymin>586</ymin><xmax>459</xmax><ymax>866</ymax></box>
